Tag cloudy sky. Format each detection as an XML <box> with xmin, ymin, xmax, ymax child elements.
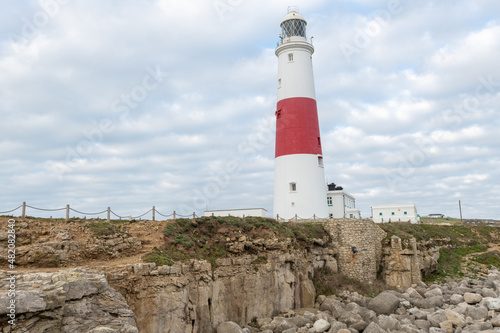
<box><xmin>1</xmin><ymin>0</ymin><xmax>499</xmax><ymax>220</ymax></box>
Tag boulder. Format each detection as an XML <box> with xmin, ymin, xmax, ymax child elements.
<box><xmin>313</xmin><ymin>319</ymin><xmax>331</xmax><ymax>332</ymax></box>
<box><xmin>377</xmin><ymin>315</ymin><xmax>401</xmax><ymax>331</ymax></box>
<box><xmin>484</xmin><ymin>298</ymin><xmax>500</xmax><ymax>311</ymax></box>
<box><xmin>491</xmin><ymin>314</ymin><xmax>500</xmax><ymax>327</ymax></box>
<box><xmin>367</xmin><ymin>292</ymin><xmax>400</xmax><ymax>315</ymax></box>
<box><xmin>465</xmin><ymin>305</ymin><xmax>488</xmax><ymax>321</ymax></box>
<box><xmin>450</xmin><ymin>294</ymin><xmax>464</xmax><ymax>305</ymax></box>
<box><xmin>362</xmin><ymin>322</ymin><xmax>386</xmax><ymax>333</ymax></box>
<box><xmin>217</xmin><ymin>322</ymin><xmax>244</xmax><ymax>333</ymax></box>
<box><xmin>463</xmin><ymin>292</ymin><xmax>482</xmax><ymax>304</ymax></box>
<box><xmin>320</xmin><ymin>296</ymin><xmax>346</xmax><ymax>319</ymax></box>
<box><xmin>327</xmin><ymin>321</ymin><xmax>347</xmax><ymax>333</ymax></box>
<box><xmin>444</xmin><ymin>309</ymin><xmax>465</xmax><ymax>328</ymax></box>
<box><xmin>439</xmin><ymin>320</ymin><xmax>454</xmax><ymax>333</ymax></box>
<box><xmin>428</xmin><ymin>311</ymin><xmax>447</xmax><ymax>327</ymax></box>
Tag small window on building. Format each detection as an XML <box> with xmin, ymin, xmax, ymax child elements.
<box><xmin>327</xmin><ymin>196</ymin><xmax>332</xmax><ymax>205</ymax></box>
<box><xmin>276</xmin><ymin>109</ymin><xmax>282</xmax><ymax>119</ymax></box>
<box><xmin>290</xmin><ymin>182</ymin><xmax>296</xmax><ymax>192</ymax></box>
<box><xmin>288</xmin><ymin>53</ymin><xmax>294</xmax><ymax>62</ymax></box>
<box><xmin>379</xmin><ymin>212</ymin><xmax>383</xmax><ymax>216</ymax></box>
<box><xmin>318</xmin><ymin>156</ymin><xmax>323</xmax><ymax>167</ymax></box>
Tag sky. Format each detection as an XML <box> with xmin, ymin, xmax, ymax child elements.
<box><xmin>1</xmin><ymin>0</ymin><xmax>499</xmax><ymax>220</ymax></box>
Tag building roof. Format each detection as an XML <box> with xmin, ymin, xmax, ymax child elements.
<box><xmin>371</xmin><ymin>203</ymin><xmax>417</xmax><ymax>209</ymax></box>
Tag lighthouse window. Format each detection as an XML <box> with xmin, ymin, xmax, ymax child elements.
<box><xmin>290</xmin><ymin>182</ymin><xmax>296</xmax><ymax>192</ymax></box>
<box><xmin>327</xmin><ymin>196</ymin><xmax>332</xmax><ymax>205</ymax></box>
<box><xmin>281</xmin><ymin>19</ymin><xmax>306</xmax><ymax>38</ymax></box>
<box><xmin>288</xmin><ymin>53</ymin><xmax>294</xmax><ymax>62</ymax></box>
<box><xmin>278</xmin><ymin>78</ymin><xmax>281</xmax><ymax>88</ymax></box>
<box><xmin>276</xmin><ymin>109</ymin><xmax>282</xmax><ymax>119</ymax></box>
<box><xmin>318</xmin><ymin>156</ymin><xmax>323</xmax><ymax>167</ymax></box>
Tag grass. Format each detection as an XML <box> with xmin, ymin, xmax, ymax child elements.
<box><xmin>88</xmin><ymin>222</ymin><xmax>122</xmax><ymax>236</ymax></box>
<box><xmin>423</xmin><ymin>244</ymin><xmax>488</xmax><ymax>283</ymax></box>
<box><xmin>143</xmin><ymin>216</ymin><xmax>328</xmax><ymax>267</ymax></box>
<box><xmin>313</xmin><ymin>267</ymin><xmax>390</xmax><ymax>298</ymax></box>
<box><xmin>471</xmin><ymin>250</ymin><xmax>500</xmax><ymax>269</ymax></box>
<box><xmin>380</xmin><ymin>222</ymin><xmax>500</xmax><ymax>282</ymax></box>
<box><xmin>379</xmin><ymin>222</ymin><xmax>499</xmax><ymax>247</ymax></box>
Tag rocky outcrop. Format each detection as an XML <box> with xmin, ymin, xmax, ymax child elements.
<box><xmin>382</xmin><ymin>236</ymin><xmax>422</xmax><ymax>288</ymax></box>
<box><xmin>104</xmin><ymin>247</ymin><xmax>336</xmax><ymax>333</ymax></box>
<box><xmin>0</xmin><ymin>221</ymin><xmax>142</xmax><ymax>267</ymax></box>
<box><xmin>0</xmin><ymin>268</ymin><xmax>138</xmax><ymax>332</ymax></box>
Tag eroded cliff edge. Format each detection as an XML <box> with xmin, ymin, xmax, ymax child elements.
<box><xmin>1</xmin><ymin>216</ymin><xmax>499</xmax><ymax>332</ymax></box>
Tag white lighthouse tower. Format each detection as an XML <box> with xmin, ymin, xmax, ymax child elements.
<box><xmin>273</xmin><ymin>7</ymin><xmax>328</xmax><ymax>220</ymax></box>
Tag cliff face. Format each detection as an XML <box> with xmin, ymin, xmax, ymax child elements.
<box><xmin>105</xmin><ymin>248</ymin><xmax>336</xmax><ymax>332</ymax></box>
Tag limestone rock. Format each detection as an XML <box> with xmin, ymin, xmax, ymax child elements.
<box><xmin>363</xmin><ymin>322</ymin><xmax>385</xmax><ymax>333</ymax></box>
<box><xmin>450</xmin><ymin>294</ymin><xmax>464</xmax><ymax>305</ymax></box>
<box><xmin>0</xmin><ymin>268</ymin><xmax>138</xmax><ymax>332</ymax></box>
<box><xmin>312</xmin><ymin>319</ymin><xmax>330</xmax><ymax>332</ymax></box>
<box><xmin>484</xmin><ymin>298</ymin><xmax>500</xmax><ymax>311</ymax></box>
<box><xmin>444</xmin><ymin>309</ymin><xmax>465</xmax><ymax>328</ymax></box>
<box><xmin>217</xmin><ymin>321</ymin><xmax>244</xmax><ymax>333</ymax></box>
<box><xmin>367</xmin><ymin>292</ymin><xmax>400</xmax><ymax>315</ymax></box>
<box><xmin>320</xmin><ymin>296</ymin><xmax>345</xmax><ymax>319</ymax></box>
<box><xmin>463</xmin><ymin>292</ymin><xmax>482</xmax><ymax>304</ymax></box>
<box><xmin>465</xmin><ymin>305</ymin><xmax>488</xmax><ymax>321</ymax></box>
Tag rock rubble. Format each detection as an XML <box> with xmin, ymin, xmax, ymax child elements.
<box><xmin>217</xmin><ymin>269</ymin><xmax>500</xmax><ymax>333</ymax></box>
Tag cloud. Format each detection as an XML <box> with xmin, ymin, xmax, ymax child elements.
<box><xmin>0</xmin><ymin>0</ymin><xmax>499</xmax><ymax>220</ymax></box>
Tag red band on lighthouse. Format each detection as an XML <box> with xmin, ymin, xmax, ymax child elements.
<box><xmin>275</xmin><ymin>97</ymin><xmax>322</xmax><ymax>158</ymax></box>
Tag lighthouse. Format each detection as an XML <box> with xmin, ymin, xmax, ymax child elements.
<box><xmin>273</xmin><ymin>7</ymin><xmax>328</xmax><ymax>220</ymax></box>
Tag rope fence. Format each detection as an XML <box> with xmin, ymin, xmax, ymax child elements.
<box><xmin>0</xmin><ymin>202</ymin><xmax>199</xmax><ymax>222</ymax></box>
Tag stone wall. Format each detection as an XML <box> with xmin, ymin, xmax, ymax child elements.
<box><xmin>323</xmin><ymin>219</ymin><xmax>387</xmax><ymax>282</ymax></box>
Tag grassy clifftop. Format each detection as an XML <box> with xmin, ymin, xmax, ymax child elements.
<box><xmin>144</xmin><ymin>216</ymin><xmax>328</xmax><ymax>267</ymax></box>
<box><xmin>379</xmin><ymin>222</ymin><xmax>500</xmax><ymax>282</ymax></box>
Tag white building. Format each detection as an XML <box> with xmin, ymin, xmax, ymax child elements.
<box><xmin>204</xmin><ymin>208</ymin><xmax>268</xmax><ymax>218</ymax></box>
<box><xmin>327</xmin><ymin>183</ymin><xmax>360</xmax><ymax>219</ymax></box>
<box><xmin>371</xmin><ymin>204</ymin><xmax>420</xmax><ymax>223</ymax></box>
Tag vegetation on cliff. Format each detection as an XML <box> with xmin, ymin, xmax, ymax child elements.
<box><xmin>379</xmin><ymin>222</ymin><xmax>500</xmax><ymax>282</ymax></box>
<box><xmin>145</xmin><ymin>216</ymin><xmax>328</xmax><ymax>267</ymax></box>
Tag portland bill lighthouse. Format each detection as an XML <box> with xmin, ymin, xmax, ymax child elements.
<box><xmin>273</xmin><ymin>7</ymin><xmax>328</xmax><ymax>220</ymax></box>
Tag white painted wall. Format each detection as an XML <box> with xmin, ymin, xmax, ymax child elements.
<box><xmin>276</xmin><ymin>40</ymin><xmax>316</xmax><ymax>101</ymax></box>
<box><xmin>204</xmin><ymin>208</ymin><xmax>268</xmax><ymax>218</ymax></box>
<box><xmin>371</xmin><ymin>204</ymin><xmax>420</xmax><ymax>223</ymax></box>
<box><xmin>327</xmin><ymin>190</ymin><xmax>359</xmax><ymax>218</ymax></box>
<box><xmin>274</xmin><ymin>154</ymin><xmax>328</xmax><ymax>220</ymax></box>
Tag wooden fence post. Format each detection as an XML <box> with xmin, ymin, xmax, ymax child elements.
<box><xmin>173</xmin><ymin>211</ymin><xmax>176</xmax><ymax>220</ymax></box>
<box><xmin>22</xmin><ymin>202</ymin><xmax>26</xmax><ymax>219</ymax></box>
<box><xmin>66</xmin><ymin>204</ymin><xmax>70</xmax><ymax>222</ymax></box>
<box><xmin>152</xmin><ymin>206</ymin><xmax>155</xmax><ymax>221</ymax></box>
<box><xmin>107</xmin><ymin>207</ymin><xmax>110</xmax><ymax>223</ymax></box>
